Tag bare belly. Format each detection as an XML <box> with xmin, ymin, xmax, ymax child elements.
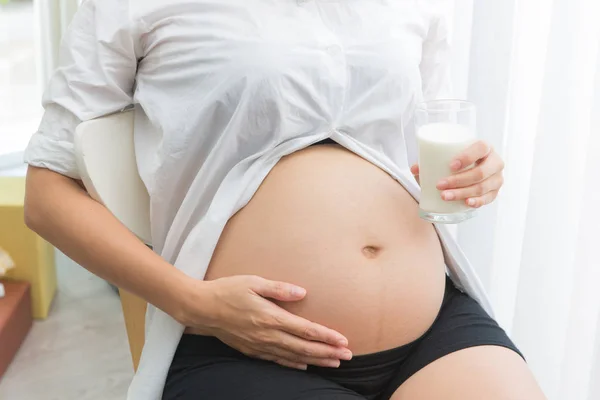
<box><xmin>203</xmin><ymin>144</ymin><xmax>446</xmax><ymax>355</ymax></box>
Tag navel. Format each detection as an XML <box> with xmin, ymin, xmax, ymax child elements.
<box><xmin>362</xmin><ymin>245</ymin><xmax>382</xmax><ymax>259</ymax></box>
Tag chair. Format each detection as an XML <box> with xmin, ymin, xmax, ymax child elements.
<box><xmin>74</xmin><ymin>110</ymin><xmax>150</xmax><ymax>371</ymax></box>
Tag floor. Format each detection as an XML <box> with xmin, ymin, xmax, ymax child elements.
<box><xmin>0</xmin><ymin>252</ymin><xmax>133</xmax><ymax>400</ymax></box>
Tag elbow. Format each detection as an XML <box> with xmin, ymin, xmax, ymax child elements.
<box><xmin>24</xmin><ymin>186</ymin><xmax>42</xmax><ymax>233</ymax></box>
<box><xmin>24</xmin><ymin>200</ymin><xmax>40</xmax><ymax>232</ymax></box>
<box><xmin>23</xmin><ymin>166</ymin><xmax>48</xmax><ymax>233</ymax></box>
<box><xmin>23</xmin><ymin>166</ymin><xmax>82</xmax><ymax>235</ymax></box>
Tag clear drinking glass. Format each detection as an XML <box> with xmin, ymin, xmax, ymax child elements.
<box><xmin>415</xmin><ymin>100</ymin><xmax>477</xmax><ymax>224</ymax></box>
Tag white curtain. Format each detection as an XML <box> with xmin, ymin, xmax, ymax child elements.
<box><xmin>34</xmin><ymin>0</ymin><xmax>79</xmax><ymax>88</ymax></box>
<box><xmin>453</xmin><ymin>0</ymin><xmax>600</xmax><ymax>399</ymax></box>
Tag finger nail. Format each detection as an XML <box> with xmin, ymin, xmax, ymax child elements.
<box><xmin>340</xmin><ymin>350</ymin><xmax>353</xmax><ymax>360</ymax></box>
<box><xmin>450</xmin><ymin>160</ymin><xmax>462</xmax><ymax>171</ymax></box>
<box><xmin>437</xmin><ymin>179</ymin><xmax>449</xmax><ymax>190</ymax></box>
<box><xmin>327</xmin><ymin>360</ymin><xmax>341</xmax><ymax>368</ymax></box>
<box><xmin>467</xmin><ymin>198</ymin><xmax>476</xmax><ymax>207</ymax></box>
<box><xmin>337</xmin><ymin>338</ymin><xmax>348</xmax><ymax>347</ymax></box>
<box><xmin>299</xmin><ymin>364</ymin><xmax>308</xmax><ymax>370</ymax></box>
<box><xmin>442</xmin><ymin>191</ymin><xmax>455</xmax><ymax>201</ymax></box>
<box><xmin>291</xmin><ymin>286</ymin><xmax>306</xmax><ymax>297</ymax></box>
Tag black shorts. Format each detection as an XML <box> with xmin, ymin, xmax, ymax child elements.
<box><xmin>163</xmin><ymin>275</ymin><xmax>523</xmax><ymax>400</ymax></box>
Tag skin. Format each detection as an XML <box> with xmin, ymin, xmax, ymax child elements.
<box><xmin>391</xmin><ymin>346</ymin><xmax>546</xmax><ymax>399</ymax></box>
<box><xmin>199</xmin><ymin>144</ymin><xmax>447</xmax><ymax>361</ymax></box>
<box><xmin>24</xmin><ymin>166</ymin><xmax>350</xmax><ymax>370</ymax></box>
<box><xmin>24</xmin><ymin>138</ymin><xmax>506</xmax><ymax>372</ymax></box>
<box><xmin>24</xmin><ymin>140</ymin><xmax>546</xmax><ymax>399</ymax></box>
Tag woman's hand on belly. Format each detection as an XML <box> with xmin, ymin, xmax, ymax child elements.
<box><xmin>182</xmin><ymin>275</ymin><xmax>353</xmax><ymax>370</ymax></box>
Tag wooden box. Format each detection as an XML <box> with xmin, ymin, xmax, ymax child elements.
<box><xmin>0</xmin><ymin>280</ymin><xmax>33</xmax><ymax>378</ymax></box>
<box><xmin>0</xmin><ymin>177</ymin><xmax>57</xmax><ymax>319</ymax></box>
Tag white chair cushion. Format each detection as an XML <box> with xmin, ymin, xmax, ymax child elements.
<box><xmin>74</xmin><ymin>111</ymin><xmax>152</xmax><ymax>245</ymax></box>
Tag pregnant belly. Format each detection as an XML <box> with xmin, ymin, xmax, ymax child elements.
<box><xmin>204</xmin><ymin>144</ymin><xmax>446</xmax><ymax>355</ymax></box>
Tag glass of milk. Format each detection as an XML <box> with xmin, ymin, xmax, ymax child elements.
<box><xmin>415</xmin><ymin>100</ymin><xmax>477</xmax><ymax>224</ymax></box>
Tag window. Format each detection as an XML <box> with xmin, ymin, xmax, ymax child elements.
<box><xmin>0</xmin><ymin>0</ymin><xmax>43</xmax><ymax>160</ymax></box>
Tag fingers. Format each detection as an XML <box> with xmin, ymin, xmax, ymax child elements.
<box><xmin>410</xmin><ymin>163</ymin><xmax>419</xmax><ymax>176</ymax></box>
<box><xmin>252</xmin><ymin>352</ymin><xmax>308</xmax><ymax>370</ymax></box>
<box><xmin>449</xmin><ymin>140</ymin><xmax>491</xmax><ymax>172</ymax></box>
<box><xmin>437</xmin><ymin>151</ymin><xmax>504</xmax><ymax>190</ymax></box>
<box><xmin>272</xmin><ymin>330</ymin><xmax>352</xmax><ymax>361</ymax></box>
<box><xmin>264</xmin><ymin>340</ymin><xmax>345</xmax><ymax>368</ymax></box>
<box><xmin>211</xmin><ymin>275</ymin><xmax>353</xmax><ymax>371</ymax></box>
<box><xmin>464</xmin><ymin>190</ymin><xmax>499</xmax><ymax>209</ymax></box>
<box><xmin>218</xmin><ymin>335</ymin><xmax>310</xmax><ymax>371</ymax></box>
<box><xmin>267</xmin><ymin>309</ymin><xmax>349</xmax><ymax>347</ymax></box>
<box><xmin>234</xmin><ymin>334</ymin><xmax>348</xmax><ymax>369</ymax></box>
<box><xmin>440</xmin><ymin>173</ymin><xmax>504</xmax><ymax>202</ymax></box>
<box><xmin>250</xmin><ymin>276</ymin><xmax>307</xmax><ymax>301</ymax></box>
<box><xmin>274</xmin><ymin>359</ymin><xmax>308</xmax><ymax>370</ymax></box>
<box><xmin>410</xmin><ymin>163</ymin><xmax>420</xmax><ymax>185</ymax></box>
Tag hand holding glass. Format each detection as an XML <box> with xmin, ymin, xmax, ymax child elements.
<box><xmin>415</xmin><ymin>100</ymin><xmax>477</xmax><ymax>224</ymax></box>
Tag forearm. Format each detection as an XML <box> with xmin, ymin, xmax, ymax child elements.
<box><xmin>24</xmin><ymin>166</ymin><xmax>202</xmax><ymax>322</ymax></box>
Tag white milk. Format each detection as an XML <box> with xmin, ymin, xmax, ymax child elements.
<box><xmin>417</xmin><ymin>122</ymin><xmax>475</xmax><ymax>214</ymax></box>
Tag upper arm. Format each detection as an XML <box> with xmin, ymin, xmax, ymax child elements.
<box><xmin>24</xmin><ymin>0</ymin><xmax>142</xmax><ymax>179</ymax></box>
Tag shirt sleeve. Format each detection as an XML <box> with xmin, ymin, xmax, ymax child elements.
<box><xmin>23</xmin><ymin>0</ymin><xmax>141</xmax><ymax>179</ymax></box>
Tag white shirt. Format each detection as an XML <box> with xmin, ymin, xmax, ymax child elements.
<box><xmin>24</xmin><ymin>1</ymin><xmax>492</xmax><ymax>398</ymax></box>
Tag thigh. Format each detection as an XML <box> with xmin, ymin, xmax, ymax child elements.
<box><xmin>163</xmin><ymin>358</ymin><xmax>366</xmax><ymax>400</ymax></box>
<box><xmin>390</xmin><ymin>346</ymin><xmax>546</xmax><ymax>400</ymax></box>
<box><xmin>163</xmin><ymin>336</ymin><xmax>366</xmax><ymax>400</ymax></box>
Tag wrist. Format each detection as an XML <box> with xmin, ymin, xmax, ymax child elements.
<box><xmin>171</xmin><ymin>274</ymin><xmax>219</xmax><ymax>329</ymax></box>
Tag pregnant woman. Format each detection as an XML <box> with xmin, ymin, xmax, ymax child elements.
<box><xmin>23</xmin><ymin>1</ymin><xmax>545</xmax><ymax>399</ymax></box>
